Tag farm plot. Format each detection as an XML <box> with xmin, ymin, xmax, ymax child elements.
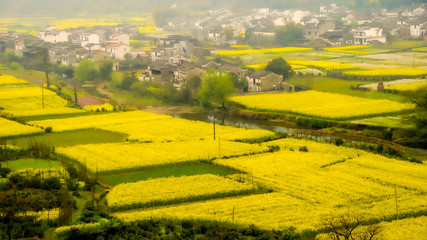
<box><xmin>58</xmin><ymin>140</ymin><xmax>268</xmax><ymax>173</ymax></box>
<box><xmin>3</xmin><ymin>158</ymin><xmax>60</xmax><ymax>171</ymax></box>
<box><xmin>31</xmin><ymin>111</ymin><xmax>275</xmax><ymax>142</ymax></box>
<box><xmin>287</xmin><ymin>59</ymin><xmax>356</xmax><ymax>71</ymax></box>
<box><xmin>0</xmin><ymin>86</ymin><xmax>83</xmax><ymax>117</ymax></box>
<box><xmin>215</xmin><ymin>47</ymin><xmax>312</xmax><ymax>56</ymax></box>
<box><xmin>113</xmin><ymin>138</ymin><xmax>427</xmax><ymax>231</ymax></box>
<box><xmin>386</xmin><ymin>82</ymin><xmax>427</xmax><ymax>91</ymax></box>
<box><xmin>50</xmin><ymin>18</ymin><xmax>120</xmax><ymax>30</ymax></box>
<box><xmin>98</xmin><ymin>163</ymin><xmax>236</xmax><ymax>186</ymax></box>
<box><xmin>324</xmin><ymin>45</ymin><xmax>371</xmax><ymax>54</ymax></box>
<box><xmin>9</xmin><ymin>129</ymin><xmax>127</xmax><ymax>148</ymax></box>
<box><xmin>29</xmin><ymin>111</ymin><xmax>167</xmax><ymax>132</ymax></box>
<box><xmin>230</xmin><ymin>91</ymin><xmax>414</xmax><ymax>120</ymax></box>
<box><xmin>344</xmin><ymin>68</ymin><xmax>427</xmax><ymax>78</ymax></box>
<box><xmin>106</xmin><ymin>174</ymin><xmax>255</xmax><ymax>211</ymax></box>
<box><xmin>0</xmin><ymin>75</ymin><xmax>28</xmax><ymax>85</ymax></box>
<box><xmin>0</xmin><ymin>117</ymin><xmax>42</xmax><ymax>137</ymax></box>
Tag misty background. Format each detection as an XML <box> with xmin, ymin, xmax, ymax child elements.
<box><xmin>0</xmin><ymin>0</ymin><xmax>424</xmax><ymax>17</ymax></box>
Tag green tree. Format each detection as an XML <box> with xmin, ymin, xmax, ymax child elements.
<box><xmin>98</xmin><ymin>61</ymin><xmax>113</xmax><ymax>81</ymax></box>
<box><xmin>4</xmin><ymin>50</ymin><xmax>21</xmax><ymax>63</ymax></box>
<box><xmin>75</xmin><ymin>59</ymin><xmax>97</xmax><ymax>83</ymax></box>
<box><xmin>275</xmin><ymin>22</ymin><xmax>303</xmax><ymax>46</ymax></box>
<box><xmin>197</xmin><ymin>71</ymin><xmax>234</xmax><ymax>108</ymax></box>
<box><xmin>9</xmin><ymin>62</ymin><xmax>21</xmax><ymax>70</ymax></box>
<box><xmin>224</xmin><ymin>26</ymin><xmax>234</xmax><ymax>41</ymax></box>
<box><xmin>185</xmin><ymin>71</ymin><xmax>203</xmax><ymax>97</ymax></box>
<box><xmin>120</xmin><ymin>72</ymin><xmax>137</xmax><ymax>90</ymax></box>
<box><xmin>401</xmin><ymin>86</ymin><xmax>427</xmax><ymax>148</ymax></box>
<box><xmin>265</xmin><ymin>57</ymin><xmax>292</xmax><ymax>80</ymax></box>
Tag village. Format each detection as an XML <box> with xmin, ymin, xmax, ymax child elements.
<box><xmin>0</xmin><ymin>1</ymin><xmax>427</xmax><ymax>239</ymax></box>
<box><xmin>0</xmin><ymin>3</ymin><xmax>426</xmax><ymax>93</ymax></box>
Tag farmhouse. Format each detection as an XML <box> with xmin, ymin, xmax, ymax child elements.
<box><xmin>353</xmin><ymin>27</ymin><xmax>386</xmax><ymax>45</ymax></box>
<box><xmin>38</xmin><ymin>26</ymin><xmax>70</xmax><ymax>43</ymax></box>
<box><xmin>247</xmin><ymin>70</ymin><xmax>294</xmax><ymax>92</ymax></box>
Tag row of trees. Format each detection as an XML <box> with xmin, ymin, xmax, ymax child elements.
<box><xmin>245</xmin><ymin>22</ymin><xmax>304</xmax><ymax>47</ymax></box>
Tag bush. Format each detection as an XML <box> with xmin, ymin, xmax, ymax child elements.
<box><xmin>41</xmin><ymin>177</ymin><xmax>61</xmax><ymax>190</ymax></box>
<box><xmin>334</xmin><ymin>138</ymin><xmax>344</xmax><ymax>146</ymax></box>
<box><xmin>44</xmin><ymin>126</ymin><xmax>52</xmax><ymax>133</ymax></box>
<box><xmin>299</xmin><ymin>146</ymin><xmax>308</xmax><ymax>152</ymax></box>
<box><xmin>66</xmin><ymin>165</ymin><xmax>79</xmax><ymax>179</ymax></box>
<box><xmin>0</xmin><ymin>167</ymin><xmax>11</xmax><ymax>178</ymax></box>
<box><xmin>9</xmin><ymin>62</ymin><xmax>21</xmax><ymax>70</ymax></box>
<box><xmin>409</xmin><ymin>158</ymin><xmax>423</xmax><ymax>164</ymax></box>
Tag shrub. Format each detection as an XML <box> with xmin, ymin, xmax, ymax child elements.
<box><xmin>299</xmin><ymin>146</ymin><xmax>308</xmax><ymax>152</ymax></box>
<box><xmin>409</xmin><ymin>158</ymin><xmax>423</xmax><ymax>164</ymax></box>
<box><xmin>334</xmin><ymin>138</ymin><xmax>344</xmax><ymax>146</ymax></box>
<box><xmin>41</xmin><ymin>177</ymin><xmax>61</xmax><ymax>190</ymax></box>
<box><xmin>44</xmin><ymin>126</ymin><xmax>52</xmax><ymax>133</ymax></box>
<box><xmin>9</xmin><ymin>62</ymin><xmax>21</xmax><ymax>70</ymax></box>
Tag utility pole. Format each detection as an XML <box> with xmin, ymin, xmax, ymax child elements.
<box><xmin>395</xmin><ymin>186</ymin><xmax>399</xmax><ymax>220</ymax></box>
<box><xmin>218</xmin><ymin>137</ymin><xmax>221</xmax><ymax>158</ymax></box>
<box><xmin>232</xmin><ymin>205</ymin><xmax>235</xmax><ymax>224</ymax></box>
<box><xmin>412</xmin><ymin>53</ymin><xmax>415</xmax><ymax>67</ymax></box>
<box><xmin>42</xmin><ymin>84</ymin><xmax>44</xmax><ymax>109</ymax></box>
<box><xmin>213</xmin><ymin>116</ymin><xmax>216</xmax><ymax>140</ymax></box>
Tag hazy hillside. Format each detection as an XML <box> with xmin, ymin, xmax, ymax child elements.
<box><xmin>0</xmin><ymin>0</ymin><xmax>423</xmax><ymax>17</ymax></box>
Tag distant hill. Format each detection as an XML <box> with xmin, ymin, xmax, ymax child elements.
<box><xmin>0</xmin><ymin>0</ymin><xmax>423</xmax><ymax>17</ymax></box>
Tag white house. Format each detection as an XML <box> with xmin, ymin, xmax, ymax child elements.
<box><xmin>38</xmin><ymin>28</ymin><xmax>70</xmax><ymax>43</ymax></box>
<box><xmin>291</xmin><ymin>11</ymin><xmax>309</xmax><ymax>24</ymax></box>
<box><xmin>79</xmin><ymin>33</ymin><xmax>100</xmax><ymax>49</ymax></box>
<box><xmin>106</xmin><ymin>43</ymin><xmax>130</xmax><ymax>60</ymax></box>
<box><xmin>410</xmin><ymin>21</ymin><xmax>427</xmax><ymax>37</ymax></box>
<box><xmin>354</xmin><ymin>27</ymin><xmax>386</xmax><ymax>45</ymax></box>
<box><xmin>273</xmin><ymin>18</ymin><xmax>287</xmax><ymax>26</ymax></box>
<box><xmin>110</xmin><ymin>32</ymin><xmax>130</xmax><ymax>45</ymax></box>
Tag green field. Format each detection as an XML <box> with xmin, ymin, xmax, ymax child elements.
<box><xmin>7</xmin><ymin>128</ymin><xmax>127</xmax><ymax>148</ymax></box>
<box><xmin>3</xmin><ymin>158</ymin><xmax>60</xmax><ymax>171</ymax></box>
<box><xmin>350</xmin><ymin>115</ymin><xmax>413</xmax><ymax>129</ymax></box>
<box><xmin>98</xmin><ymin>163</ymin><xmax>238</xmax><ymax>186</ymax></box>
<box><xmin>289</xmin><ymin>77</ymin><xmax>409</xmax><ymax>102</ymax></box>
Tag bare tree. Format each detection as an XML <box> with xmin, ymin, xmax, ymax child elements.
<box><xmin>321</xmin><ymin>212</ymin><xmax>382</xmax><ymax>240</ymax></box>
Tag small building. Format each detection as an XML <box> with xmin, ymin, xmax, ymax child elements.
<box><xmin>305</xmin><ymin>20</ymin><xmax>336</xmax><ymax>40</ymax></box>
<box><xmin>218</xmin><ymin>64</ymin><xmax>247</xmax><ymax>79</ymax></box>
<box><xmin>38</xmin><ymin>27</ymin><xmax>70</xmax><ymax>43</ymax></box>
<box><xmin>410</xmin><ymin>21</ymin><xmax>427</xmax><ymax>37</ymax></box>
<box><xmin>246</xmin><ymin>70</ymin><xmax>292</xmax><ymax>92</ymax></box>
<box><xmin>353</xmin><ymin>27</ymin><xmax>386</xmax><ymax>45</ymax></box>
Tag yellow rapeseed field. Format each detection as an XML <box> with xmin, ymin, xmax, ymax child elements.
<box><xmin>287</xmin><ymin>59</ymin><xmax>355</xmax><ymax>71</ymax></box>
<box><xmin>31</xmin><ymin>111</ymin><xmax>274</xmax><ymax>142</ymax></box>
<box><xmin>216</xmin><ymin>47</ymin><xmax>312</xmax><ymax>56</ymax></box>
<box><xmin>29</xmin><ymin>111</ymin><xmax>167</xmax><ymax>132</ymax></box>
<box><xmin>16</xmin><ymin>208</ymin><xmax>60</xmax><ymax>221</ymax></box>
<box><xmin>113</xmin><ymin>138</ymin><xmax>427</xmax><ymax>231</ymax></box>
<box><xmin>317</xmin><ymin>216</ymin><xmax>427</xmax><ymax>240</ymax></box>
<box><xmin>386</xmin><ymin>82</ymin><xmax>427</xmax><ymax>91</ymax></box>
<box><xmin>230</xmin><ymin>91</ymin><xmax>414</xmax><ymax>119</ymax></box>
<box><xmin>0</xmin><ymin>117</ymin><xmax>42</xmax><ymax>137</ymax></box>
<box><xmin>245</xmin><ymin>63</ymin><xmax>307</xmax><ymax>70</ymax></box>
<box><xmin>83</xmin><ymin>103</ymin><xmax>115</xmax><ymax>112</ymax></box>
<box><xmin>324</xmin><ymin>45</ymin><xmax>370</xmax><ymax>54</ymax></box>
<box><xmin>344</xmin><ymin>68</ymin><xmax>427</xmax><ymax>77</ymax></box>
<box><xmin>0</xmin><ymin>75</ymin><xmax>28</xmax><ymax>85</ymax></box>
<box><xmin>58</xmin><ymin>140</ymin><xmax>268</xmax><ymax>172</ymax></box>
<box><xmin>106</xmin><ymin>174</ymin><xmax>254</xmax><ymax>209</ymax></box>
<box><xmin>0</xmin><ymin>86</ymin><xmax>83</xmax><ymax>117</ymax></box>
<box><xmin>50</xmin><ymin>18</ymin><xmax>121</xmax><ymax>30</ymax></box>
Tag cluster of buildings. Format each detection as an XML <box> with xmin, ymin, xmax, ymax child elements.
<box><xmin>167</xmin><ymin>3</ymin><xmax>426</xmax><ymax>46</ymax></box>
<box><xmin>1</xmin><ymin>3</ymin><xmax>425</xmax><ymax>93</ymax></box>
<box><xmin>0</xmin><ymin>25</ymin><xmax>147</xmax><ymax>68</ymax></box>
